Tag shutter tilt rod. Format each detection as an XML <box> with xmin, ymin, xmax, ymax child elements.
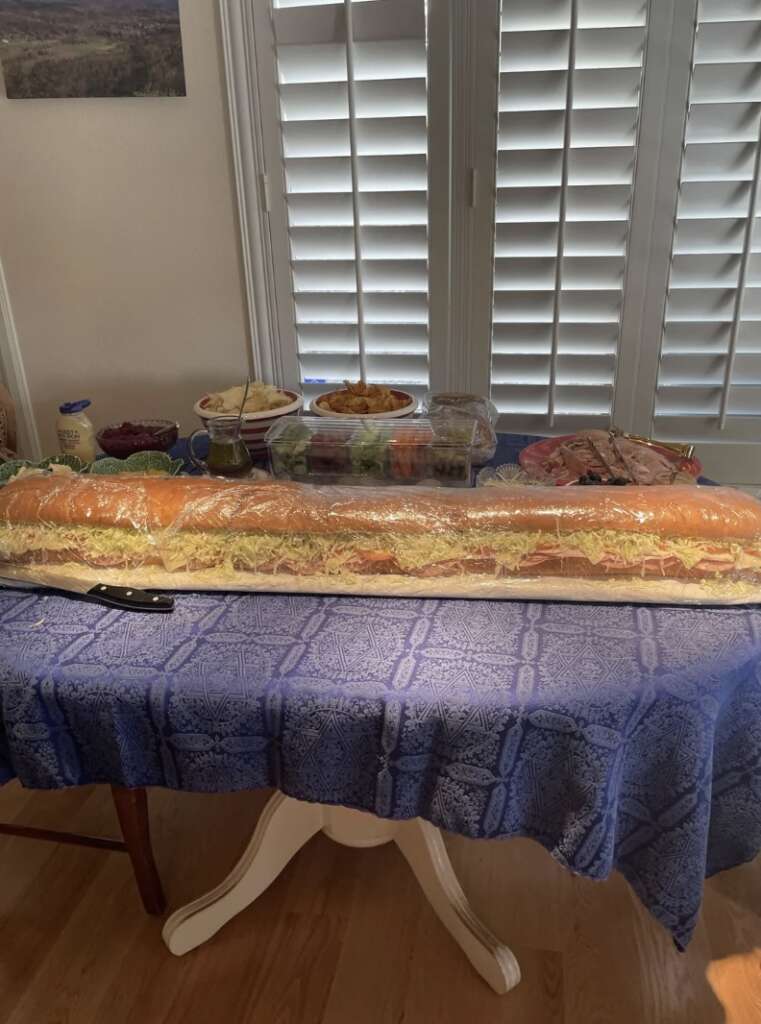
<box><xmin>344</xmin><ymin>0</ymin><xmax>368</xmax><ymax>382</ymax></box>
<box><xmin>718</xmin><ymin>106</ymin><xmax>761</xmax><ymax>428</ymax></box>
<box><xmin>548</xmin><ymin>0</ymin><xmax>578</xmax><ymax>428</ymax></box>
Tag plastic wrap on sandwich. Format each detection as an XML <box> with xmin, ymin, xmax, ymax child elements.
<box><xmin>1</xmin><ymin>474</ymin><xmax>761</xmax><ymax>605</ymax></box>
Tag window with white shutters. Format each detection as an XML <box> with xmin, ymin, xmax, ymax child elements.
<box><xmin>270</xmin><ymin>0</ymin><xmax>429</xmax><ymax>399</ymax></box>
<box><xmin>653</xmin><ymin>0</ymin><xmax>761</xmax><ymax>452</ymax></box>
<box><xmin>490</xmin><ymin>0</ymin><xmax>648</xmax><ymax>432</ymax></box>
<box><xmin>229</xmin><ymin>0</ymin><xmax>759</xmax><ymax>479</ymax></box>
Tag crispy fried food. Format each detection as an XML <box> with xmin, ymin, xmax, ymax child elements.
<box><xmin>317</xmin><ymin>381</ymin><xmax>409</xmax><ymax>415</ymax></box>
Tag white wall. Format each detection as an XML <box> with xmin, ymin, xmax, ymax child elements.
<box><xmin>0</xmin><ymin>0</ymin><xmax>251</xmax><ymax>455</ymax></box>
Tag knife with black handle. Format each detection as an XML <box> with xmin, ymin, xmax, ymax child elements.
<box><xmin>0</xmin><ymin>574</ymin><xmax>174</xmax><ymax>613</ymax></box>
<box><xmin>82</xmin><ymin>584</ymin><xmax>174</xmax><ymax>612</ymax></box>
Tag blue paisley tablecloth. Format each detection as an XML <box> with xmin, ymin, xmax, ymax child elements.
<box><xmin>0</xmin><ymin>436</ymin><xmax>758</xmax><ymax>950</ymax></box>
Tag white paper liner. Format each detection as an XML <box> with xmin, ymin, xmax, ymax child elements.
<box><xmin>2</xmin><ymin>562</ymin><xmax>759</xmax><ymax>606</ymax></box>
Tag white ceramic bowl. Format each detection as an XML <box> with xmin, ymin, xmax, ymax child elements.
<box><xmin>309</xmin><ymin>388</ymin><xmax>417</xmax><ymax>419</ymax></box>
<box><xmin>194</xmin><ymin>390</ymin><xmax>303</xmax><ymax>454</ymax></box>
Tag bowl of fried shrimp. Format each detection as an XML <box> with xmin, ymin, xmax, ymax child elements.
<box><xmin>310</xmin><ymin>381</ymin><xmax>417</xmax><ymax>418</ymax></box>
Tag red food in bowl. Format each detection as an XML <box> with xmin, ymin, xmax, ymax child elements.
<box><xmin>97</xmin><ymin>419</ymin><xmax>179</xmax><ymax>458</ymax></box>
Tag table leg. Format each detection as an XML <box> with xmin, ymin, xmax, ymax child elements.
<box><xmin>162</xmin><ymin>792</ymin><xmax>323</xmax><ymax>955</ymax></box>
<box><xmin>395</xmin><ymin>818</ymin><xmax>520</xmax><ymax>995</ymax></box>
<box><xmin>111</xmin><ymin>785</ymin><xmax>166</xmax><ymax>916</ymax></box>
<box><xmin>162</xmin><ymin>794</ymin><xmax>520</xmax><ymax>995</ymax></box>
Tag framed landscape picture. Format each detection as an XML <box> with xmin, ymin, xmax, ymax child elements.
<box><xmin>0</xmin><ymin>0</ymin><xmax>186</xmax><ymax>99</ymax></box>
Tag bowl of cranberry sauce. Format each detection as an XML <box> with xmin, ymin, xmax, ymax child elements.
<box><xmin>96</xmin><ymin>419</ymin><xmax>179</xmax><ymax>458</ymax></box>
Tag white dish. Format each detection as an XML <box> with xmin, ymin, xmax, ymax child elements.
<box><xmin>309</xmin><ymin>389</ymin><xmax>417</xmax><ymax>419</ymax></box>
<box><xmin>476</xmin><ymin>463</ymin><xmax>547</xmax><ymax>488</ymax></box>
<box><xmin>194</xmin><ymin>390</ymin><xmax>303</xmax><ymax>454</ymax></box>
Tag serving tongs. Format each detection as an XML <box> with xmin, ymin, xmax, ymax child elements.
<box><xmin>610</xmin><ymin>428</ymin><xmax>695</xmax><ymax>462</ymax></box>
<box><xmin>0</xmin><ymin>571</ymin><xmax>174</xmax><ymax>613</ymax></box>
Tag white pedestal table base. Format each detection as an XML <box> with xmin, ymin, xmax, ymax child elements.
<box><xmin>162</xmin><ymin>793</ymin><xmax>521</xmax><ymax>995</ymax></box>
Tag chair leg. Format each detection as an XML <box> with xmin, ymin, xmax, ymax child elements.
<box><xmin>111</xmin><ymin>785</ymin><xmax>166</xmax><ymax>915</ymax></box>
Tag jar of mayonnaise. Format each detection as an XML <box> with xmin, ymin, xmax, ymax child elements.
<box><xmin>56</xmin><ymin>400</ymin><xmax>97</xmax><ymax>462</ymax></box>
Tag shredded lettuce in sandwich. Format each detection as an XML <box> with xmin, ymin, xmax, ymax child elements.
<box><xmin>1</xmin><ymin>524</ymin><xmax>760</xmax><ymax>577</ymax></box>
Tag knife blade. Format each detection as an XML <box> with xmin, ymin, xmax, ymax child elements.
<box><xmin>0</xmin><ymin>573</ymin><xmax>174</xmax><ymax>613</ymax></box>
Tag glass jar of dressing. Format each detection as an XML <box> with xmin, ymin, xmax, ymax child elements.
<box><xmin>188</xmin><ymin>416</ymin><xmax>253</xmax><ymax>478</ymax></box>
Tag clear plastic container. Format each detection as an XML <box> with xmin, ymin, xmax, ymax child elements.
<box><xmin>266</xmin><ymin>416</ymin><xmax>476</xmax><ymax>487</ymax></box>
<box><xmin>423</xmin><ymin>393</ymin><xmax>499</xmax><ymax>465</ymax></box>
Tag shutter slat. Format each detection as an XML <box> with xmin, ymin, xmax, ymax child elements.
<box><xmin>500</xmin><ymin>0</ymin><xmax>646</xmax><ymax>32</ymax></box>
<box><xmin>295</xmin><ymin>292</ymin><xmax>428</xmax><ymax>324</ymax></box>
<box><xmin>275</xmin><ymin>0</ymin><xmax>425</xmax><ymax>41</ymax></box>
<box><xmin>280</xmin><ymin>78</ymin><xmax>426</xmax><ymax>120</ymax></box>
<box><xmin>699</xmin><ymin>1</ymin><xmax>761</xmax><ymax>21</ymax></box>
<box><xmin>496</xmin><ymin>222</ymin><xmax>628</xmax><ymax>257</ymax></box>
<box><xmin>283</xmin><ymin>116</ymin><xmax>426</xmax><ymax>157</ymax></box>
<box><xmin>493</xmin><ymin>290</ymin><xmax>622</xmax><ymax>323</ymax></box>
<box><xmin>491</xmin><ymin>352</ymin><xmax>616</xmax><ymax>384</ymax></box>
<box><xmin>691</xmin><ymin>63</ymin><xmax>761</xmax><ymax>104</ymax></box>
<box><xmin>663</xmin><ymin>320</ymin><xmax>761</xmax><ymax>353</ymax></box>
<box><xmin>499</xmin><ymin>67</ymin><xmax>644</xmax><ymax>111</ymax></box>
<box><xmin>497</xmin><ymin>185</ymin><xmax>632</xmax><ymax>222</ymax></box>
<box><xmin>657</xmin><ymin>351</ymin><xmax>761</xmax><ymax>386</ymax></box>
<box><xmin>677</xmin><ymin>180</ymin><xmax>752</xmax><ymax>219</ymax></box>
<box><xmin>497</xmin><ymin>146</ymin><xmax>635</xmax><ymax>186</ymax></box>
<box><xmin>500</xmin><ymin>27</ymin><xmax>645</xmax><ymax>73</ymax></box>
<box><xmin>695</xmin><ymin>22</ymin><xmax>761</xmax><ymax>64</ymax></box>
<box><xmin>494</xmin><ymin>256</ymin><xmax>625</xmax><ymax>290</ymax></box>
<box><xmin>493</xmin><ymin>323</ymin><xmax>622</xmax><ymax>355</ymax></box>
<box><xmin>293</xmin><ymin>258</ymin><xmax>428</xmax><ymax>291</ymax></box>
<box><xmin>682</xmin><ymin>142</ymin><xmax>757</xmax><ymax>182</ymax></box>
<box><xmin>498</xmin><ymin>108</ymin><xmax>638</xmax><ymax>150</ymax></box>
<box><xmin>285</xmin><ymin>154</ymin><xmax>427</xmax><ymax>192</ymax></box>
<box><xmin>290</xmin><ymin>225</ymin><xmax>427</xmax><ymax>260</ymax></box>
<box><xmin>673</xmin><ymin>218</ymin><xmax>748</xmax><ymax>254</ymax></box>
<box><xmin>287</xmin><ymin>191</ymin><xmax>427</xmax><ymax>227</ymax></box>
<box><xmin>491</xmin><ymin>383</ymin><xmax>613</xmax><ymax>415</ymax></box>
<box><xmin>685</xmin><ymin>102</ymin><xmax>761</xmax><ymax>144</ymax></box>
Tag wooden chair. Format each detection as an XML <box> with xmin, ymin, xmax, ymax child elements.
<box><xmin>0</xmin><ymin>389</ymin><xmax>164</xmax><ymax>913</ymax></box>
<box><xmin>0</xmin><ymin>786</ymin><xmax>165</xmax><ymax>915</ymax></box>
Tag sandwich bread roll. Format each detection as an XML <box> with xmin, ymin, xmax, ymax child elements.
<box><xmin>1</xmin><ymin>474</ymin><xmax>760</xmax><ymax>605</ymax></box>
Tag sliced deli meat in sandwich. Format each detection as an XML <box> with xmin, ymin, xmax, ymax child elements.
<box><xmin>1</xmin><ymin>475</ymin><xmax>761</xmax><ymax>605</ymax></box>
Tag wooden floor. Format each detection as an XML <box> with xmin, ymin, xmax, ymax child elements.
<box><xmin>0</xmin><ymin>783</ymin><xmax>759</xmax><ymax>1024</ymax></box>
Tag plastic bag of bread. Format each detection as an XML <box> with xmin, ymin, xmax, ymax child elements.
<box><xmin>2</xmin><ymin>474</ymin><xmax>761</xmax><ymax>606</ymax></box>
<box><xmin>424</xmin><ymin>393</ymin><xmax>498</xmax><ymax>465</ymax></box>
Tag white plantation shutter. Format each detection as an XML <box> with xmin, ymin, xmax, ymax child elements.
<box><xmin>653</xmin><ymin>0</ymin><xmax>761</xmax><ymax>459</ymax></box>
<box><xmin>490</xmin><ymin>0</ymin><xmax>648</xmax><ymax>432</ymax></box>
<box><xmin>270</xmin><ymin>0</ymin><xmax>429</xmax><ymax>398</ymax></box>
<box><xmin>228</xmin><ymin>0</ymin><xmax>755</xmax><ymax>477</ymax></box>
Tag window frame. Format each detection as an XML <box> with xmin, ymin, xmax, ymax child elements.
<box><xmin>220</xmin><ymin>0</ymin><xmax>301</xmax><ymax>388</ymax></box>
